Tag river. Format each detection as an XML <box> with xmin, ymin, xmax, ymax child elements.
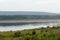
<box><xmin>0</xmin><ymin>19</ymin><xmax>60</xmax><ymax>31</ymax></box>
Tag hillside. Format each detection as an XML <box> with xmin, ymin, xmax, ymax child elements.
<box><xmin>0</xmin><ymin>15</ymin><xmax>60</xmax><ymax>20</ymax></box>
<box><xmin>0</xmin><ymin>11</ymin><xmax>59</xmax><ymax>15</ymax></box>
<box><xmin>0</xmin><ymin>11</ymin><xmax>59</xmax><ymax>20</ymax></box>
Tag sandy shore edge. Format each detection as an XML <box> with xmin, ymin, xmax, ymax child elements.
<box><xmin>0</xmin><ymin>19</ymin><xmax>60</xmax><ymax>23</ymax></box>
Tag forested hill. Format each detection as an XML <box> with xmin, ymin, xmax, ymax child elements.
<box><xmin>0</xmin><ymin>11</ymin><xmax>59</xmax><ymax>15</ymax></box>
<box><xmin>0</xmin><ymin>11</ymin><xmax>60</xmax><ymax>20</ymax></box>
<box><xmin>0</xmin><ymin>15</ymin><xmax>60</xmax><ymax>20</ymax></box>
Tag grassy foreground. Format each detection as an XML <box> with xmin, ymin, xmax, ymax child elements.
<box><xmin>0</xmin><ymin>26</ymin><xmax>60</xmax><ymax>40</ymax></box>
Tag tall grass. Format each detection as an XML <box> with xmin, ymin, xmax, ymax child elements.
<box><xmin>0</xmin><ymin>26</ymin><xmax>60</xmax><ymax>40</ymax></box>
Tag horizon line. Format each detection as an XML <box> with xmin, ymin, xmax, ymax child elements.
<box><xmin>0</xmin><ymin>11</ymin><xmax>58</xmax><ymax>14</ymax></box>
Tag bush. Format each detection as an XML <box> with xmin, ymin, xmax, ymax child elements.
<box><xmin>47</xmin><ymin>26</ymin><xmax>50</xmax><ymax>28</ymax></box>
<box><xmin>25</xmin><ymin>36</ymin><xmax>31</xmax><ymax>40</ymax></box>
<box><xmin>14</xmin><ymin>31</ymin><xmax>21</xmax><ymax>37</ymax></box>
<box><xmin>58</xmin><ymin>38</ymin><xmax>60</xmax><ymax>40</ymax></box>
<box><xmin>32</xmin><ymin>30</ymin><xmax>36</xmax><ymax>35</ymax></box>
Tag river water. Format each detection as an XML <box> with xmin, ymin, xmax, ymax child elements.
<box><xmin>0</xmin><ymin>22</ymin><xmax>60</xmax><ymax>31</ymax></box>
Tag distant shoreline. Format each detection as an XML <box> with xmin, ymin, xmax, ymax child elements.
<box><xmin>0</xmin><ymin>19</ymin><xmax>60</xmax><ymax>23</ymax></box>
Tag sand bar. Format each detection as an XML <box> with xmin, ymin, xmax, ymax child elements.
<box><xmin>0</xmin><ymin>19</ymin><xmax>60</xmax><ymax>23</ymax></box>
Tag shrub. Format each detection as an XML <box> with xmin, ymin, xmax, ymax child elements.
<box><xmin>14</xmin><ymin>31</ymin><xmax>21</xmax><ymax>37</ymax></box>
<box><xmin>58</xmin><ymin>38</ymin><xmax>60</xmax><ymax>40</ymax></box>
<box><xmin>47</xmin><ymin>26</ymin><xmax>50</xmax><ymax>28</ymax></box>
<box><xmin>32</xmin><ymin>30</ymin><xmax>36</xmax><ymax>35</ymax></box>
<box><xmin>25</xmin><ymin>36</ymin><xmax>31</xmax><ymax>40</ymax></box>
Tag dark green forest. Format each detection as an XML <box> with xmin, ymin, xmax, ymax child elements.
<box><xmin>0</xmin><ymin>15</ymin><xmax>60</xmax><ymax>20</ymax></box>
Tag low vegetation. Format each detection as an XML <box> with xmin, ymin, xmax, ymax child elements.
<box><xmin>0</xmin><ymin>26</ymin><xmax>60</xmax><ymax>40</ymax></box>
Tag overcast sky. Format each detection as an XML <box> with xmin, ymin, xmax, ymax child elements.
<box><xmin>0</xmin><ymin>0</ymin><xmax>60</xmax><ymax>13</ymax></box>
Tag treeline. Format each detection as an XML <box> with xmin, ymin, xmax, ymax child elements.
<box><xmin>0</xmin><ymin>26</ymin><xmax>60</xmax><ymax>40</ymax></box>
<box><xmin>0</xmin><ymin>15</ymin><xmax>60</xmax><ymax>20</ymax></box>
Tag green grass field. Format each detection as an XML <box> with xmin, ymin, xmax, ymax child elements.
<box><xmin>0</xmin><ymin>26</ymin><xmax>60</xmax><ymax>40</ymax></box>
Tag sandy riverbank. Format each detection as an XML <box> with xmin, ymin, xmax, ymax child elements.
<box><xmin>0</xmin><ymin>19</ymin><xmax>60</xmax><ymax>23</ymax></box>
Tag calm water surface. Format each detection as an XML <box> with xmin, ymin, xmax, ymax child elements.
<box><xmin>0</xmin><ymin>22</ymin><xmax>60</xmax><ymax>31</ymax></box>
